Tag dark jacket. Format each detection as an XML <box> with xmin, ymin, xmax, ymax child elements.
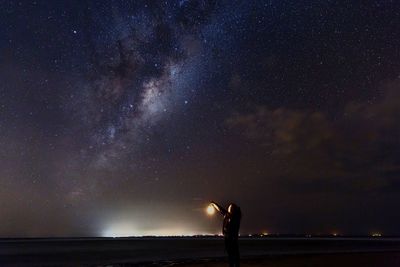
<box><xmin>212</xmin><ymin>202</ymin><xmax>241</xmax><ymax>240</ymax></box>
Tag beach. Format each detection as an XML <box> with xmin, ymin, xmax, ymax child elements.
<box><xmin>1</xmin><ymin>237</ymin><xmax>400</xmax><ymax>266</ymax></box>
<box><xmin>177</xmin><ymin>252</ymin><xmax>400</xmax><ymax>267</ymax></box>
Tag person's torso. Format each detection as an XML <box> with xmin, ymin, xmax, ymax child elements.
<box><xmin>223</xmin><ymin>214</ymin><xmax>240</xmax><ymax>238</ymax></box>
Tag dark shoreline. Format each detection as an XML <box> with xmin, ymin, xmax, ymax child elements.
<box><xmin>1</xmin><ymin>235</ymin><xmax>398</xmax><ymax>240</ymax></box>
<box><xmin>1</xmin><ymin>237</ymin><xmax>400</xmax><ymax>266</ymax></box>
<box><xmin>175</xmin><ymin>251</ymin><xmax>400</xmax><ymax>267</ymax></box>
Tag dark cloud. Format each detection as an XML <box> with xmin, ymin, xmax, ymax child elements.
<box><xmin>227</xmin><ymin>80</ymin><xmax>400</xmax><ymax>194</ymax></box>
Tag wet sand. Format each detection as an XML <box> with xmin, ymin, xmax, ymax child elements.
<box><xmin>177</xmin><ymin>252</ymin><xmax>400</xmax><ymax>267</ymax></box>
<box><xmin>1</xmin><ymin>237</ymin><xmax>400</xmax><ymax>266</ymax></box>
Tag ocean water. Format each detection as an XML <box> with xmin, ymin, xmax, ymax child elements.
<box><xmin>1</xmin><ymin>237</ymin><xmax>400</xmax><ymax>266</ymax></box>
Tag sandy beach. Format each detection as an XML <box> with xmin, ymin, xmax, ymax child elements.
<box><xmin>177</xmin><ymin>252</ymin><xmax>400</xmax><ymax>267</ymax></box>
<box><xmin>2</xmin><ymin>237</ymin><xmax>400</xmax><ymax>266</ymax></box>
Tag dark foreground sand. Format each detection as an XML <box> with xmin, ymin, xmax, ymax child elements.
<box><xmin>2</xmin><ymin>238</ymin><xmax>400</xmax><ymax>266</ymax></box>
<box><xmin>176</xmin><ymin>252</ymin><xmax>400</xmax><ymax>267</ymax></box>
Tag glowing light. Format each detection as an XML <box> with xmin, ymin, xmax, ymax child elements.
<box><xmin>101</xmin><ymin>220</ymin><xmax>201</xmax><ymax>237</ymax></box>
<box><xmin>206</xmin><ymin>204</ymin><xmax>215</xmax><ymax>215</ymax></box>
<box><xmin>101</xmin><ymin>222</ymin><xmax>136</xmax><ymax>237</ymax></box>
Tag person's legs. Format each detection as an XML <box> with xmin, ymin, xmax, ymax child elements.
<box><xmin>231</xmin><ymin>240</ymin><xmax>240</xmax><ymax>267</ymax></box>
<box><xmin>225</xmin><ymin>239</ymin><xmax>240</xmax><ymax>267</ymax></box>
<box><xmin>233</xmin><ymin>240</ymin><xmax>240</xmax><ymax>267</ymax></box>
<box><xmin>225</xmin><ymin>238</ymin><xmax>234</xmax><ymax>267</ymax></box>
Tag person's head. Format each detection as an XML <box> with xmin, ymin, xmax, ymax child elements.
<box><xmin>228</xmin><ymin>203</ymin><xmax>241</xmax><ymax>216</ymax></box>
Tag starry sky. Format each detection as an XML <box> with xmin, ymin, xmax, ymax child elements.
<box><xmin>1</xmin><ymin>0</ymin><xmax>400</xmax><ymax>237</ymax></box>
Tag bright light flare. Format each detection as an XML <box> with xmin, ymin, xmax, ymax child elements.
<box><xmin>101</xmin><ymin>222</ymin><xmax>136</xmax><ymax>237</ymax></box>
<box><xmin>206</xmin><ymin>204</ymin><xmax>215</xmax><ymax>215</ymax></box>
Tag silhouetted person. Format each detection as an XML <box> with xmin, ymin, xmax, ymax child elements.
<box><xmin>211</xmin><ymin>201</ymin><xmax>241</xmax><ymax>267</ymax></box>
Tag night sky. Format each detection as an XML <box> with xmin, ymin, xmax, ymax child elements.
<box><xmin>1</xmin><ymin>0</ymin><xmax>400</xmax><ymax>237</ymax></box>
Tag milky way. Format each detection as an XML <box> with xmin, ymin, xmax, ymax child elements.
<box><xmin>1</xmin><ymin>0</ymin><xmax>400</xmax><ymax>237</ymax></box>
<box><xmin>66</xmin><ymin>1</ymin><xmax>226</xmax><ymax>172</ymax></box>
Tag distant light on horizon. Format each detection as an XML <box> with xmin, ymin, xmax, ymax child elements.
<box><xmin>100</xmin><ymin>221</ymin><xmax>207</xmax><ymax>237</ymax></box>
<box><xmin>101</xmin><ymin>222</ymin><xmax>137</xmax><ymax>237</ymax></box>
<box><xmin>371</xmin><ymin>232</ymin><xmax>382</xmax><ymax>237</ymax></box>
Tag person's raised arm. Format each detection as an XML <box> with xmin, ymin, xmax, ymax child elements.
<box><xmin>211</xmin><ymin>201</ymin><xmax>227</xmax><ymax>216</ymax></box>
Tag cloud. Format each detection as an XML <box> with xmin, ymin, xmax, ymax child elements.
<box><xmin>226</xmin><ymin>107</ymin><xmax>333</xmax><ymax>155</ymax></box>
<box><xmin>226</xmin><ymin>80</ymin><xmax>400</xmax><ymax>193</ymax></box>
